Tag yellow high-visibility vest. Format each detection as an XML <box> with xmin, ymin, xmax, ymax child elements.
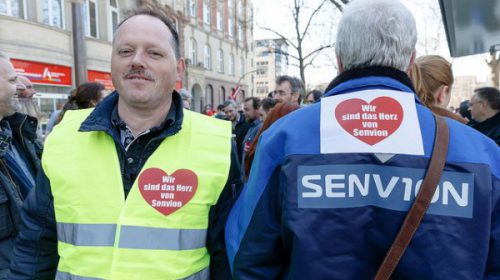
<box><xmin>43</xmin><ymin>108</ymin><xmax>232</xmax><ymax>280</ymax></box>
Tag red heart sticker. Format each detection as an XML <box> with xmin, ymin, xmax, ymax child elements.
<box><xmin>138</xmin><ymin>168</ymin><xmax>198</xmax><ymax>216</ymax></box>
<box><xmin>334</xmin><ymin>97</ymin><xmax>404</xmax><ymax>145</ymax></box>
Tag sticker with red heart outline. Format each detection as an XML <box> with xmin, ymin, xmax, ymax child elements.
<box><xmin>334</xmin><ymin>96</ymin><xmax>404</xmax><ymax>145</ymax></box>
<box><xmin>138</xmin><ymin>168</ymin><xmax>198</xmax><ymax>216</ymax></box>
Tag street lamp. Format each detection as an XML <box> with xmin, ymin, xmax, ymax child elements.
<box><xmin>231</xmin><ymin>68</ymin><xmax>260</xmax><ymax>100</ymax></box>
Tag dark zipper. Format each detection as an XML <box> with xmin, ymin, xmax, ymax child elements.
<box><xmin>18</xmin><ymin>115</ymin><xmax>27</xmax><ymax>150</ymax></box>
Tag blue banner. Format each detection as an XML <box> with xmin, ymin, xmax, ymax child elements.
<box><xmin>297</xmin><ymin>164</ymin><xmax>474</xmax><ymax>218</ymax></box>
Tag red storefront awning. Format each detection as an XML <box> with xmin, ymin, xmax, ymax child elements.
<box><xmin>88</xmin><ymin>70</ymin><xmax>114</xmax><ymax>90</ymax></box>
<box><xmin>11</xmin><ymin>59</ymin><xmax>72</xmax><ymax>86</ymax></box>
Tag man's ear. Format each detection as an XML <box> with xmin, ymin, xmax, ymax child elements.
<box><xmin>336</xmin><ymin>55</ymin><xmax>344</xmax><ymax>73</ymax></box>
<box><xmin>406</xmin><ymin>50</ymin><xmax>416</xmax><ymax>73</ymax></box>
<box><xmin>176</xmin><ymin>58</ymin><xmax>186</xmax><ymax>81</ymax></box>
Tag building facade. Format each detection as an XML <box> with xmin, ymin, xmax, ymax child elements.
<box><xmin>0</xmin><ymin>0</ymin><xmax>253</xmax><ymax>125</ymax></box>
<box><xmin>253</xmin><ymin>38</ymin><xmax>288</xmax><ymax>99</ymax></box>
<box><xmin>450</xmin><ymin>75</ymin><xmax>489</xmax><ymax>108</ymax></box>
<box><xmin>179</xmin><ymin>0</ymin><xmax>254</xmax><ymax>112</ymax></box>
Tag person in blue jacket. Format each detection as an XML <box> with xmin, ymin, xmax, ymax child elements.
<box><xmin>225</xmin><ymin>0</ymin><xmax>500</xmax><ymax>279</ymax></box>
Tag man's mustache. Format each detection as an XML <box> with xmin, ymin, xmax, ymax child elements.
<box><xmin>123</xmin><ymin>69</ymin><xmax>155</xmax><ymax>81</ymax></box>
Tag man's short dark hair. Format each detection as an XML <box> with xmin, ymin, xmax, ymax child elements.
<box><xmin>116</xmin><ymin>8</ymin><xmax>180</xmax><ymax>59</ymax></box>
<box><xmin>306</xmin><ymin>90</ymin><xmax>323</xmax><ymax>102</ymax></box>
<box><xmin>276</xmin><ymin>75</ymin><xmax>304</xmax><ymax>103</ymax></box>
<box><xmin>244</xmin><ymin>97</ymin><xmax>260</xmax><ymax>110</ymax></box>
<box><xmin>474</xmin><ymin>87</ymin><xmax>500</xmax><ymax>110</ymax></box>
<box><xmin>260</xmin><ymin>97</ymin><xmax>277</xmax><ymax>112</ymax></box>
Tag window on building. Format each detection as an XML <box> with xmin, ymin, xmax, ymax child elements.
<box><xmin>204</xmin><ymin>44</ymin><xmax>211</xmax><ymax>69</ymax></box>
<box><xmin>240</xmin><ymin>57</ymin><xmax>245</xmax><ymax>76</ymax></box>
<box><xmin>238</xmin><ymin>22</ymin><xmax>243</xmax><ymax>41</ymax></box>
<box><xmin>220</xmin><ymin>86</ymin><xmax>226</xmax><ymax>102</ymax></box>
<box><xmin>228</xmin><ymin>15</ymin><xmax>234</xmax><ymax>37</ymax></box>
<box><xmin>217</xmin><ymin>49</ymin><xmax>224</xmax><ymax>73</ymax></box>
<box><xmin>203</xmin><ymin>0</ymin><xmax>210</xmax><ymax>24</ymax></box>
<box><xmin>237</xmin><ymin>1</ymin><xmax>243</xmax><ymax>16</ymax></box>
<box><xmin>0</xmin><ymin>0</ymin><xmax>25</xmax><ymax>18</ymax></box>
<box><xmin>108</xmin><ymin>0</ymin><xmax>119</xmax><ymax>41</ymax></box>
<box><xmin>188</xmin><ymin>0</ymin><xmax>196</xmax><ymax>17</ymax></box>
<box><xmin>42</xmin><ymin>0</ymin><xmax>63</xmax><ymax>28</ymax></box>
<box><xmin>229</xmin><ymin>54</ymin><xmax>235</xmax><ymax>76</ymax></box>
<box><xmin>206</xmin><ymin>85</ymin><xmax>214</xmax><ymax>106</ymax></box>
<box><xmin>189</xmin><ymin>38</ymin><xmax>197</xmax><ymax>65</ymax></box>
<box><xmin>216</xmin><ymin>7</ymin><xmax>223</xmax><ymax>31</ymax></box>
<box><xmin>84</xmin><ymin>0</ymin><xmax>98</xmax><ymax>38</ymax></box>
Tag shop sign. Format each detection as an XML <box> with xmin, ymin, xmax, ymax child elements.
<box><xmin>11</xmin><ymin>59</ymin><xmax>72</xmax><ymax>86</ymax></box>
<box><xmin>88</xmin><ymin>70</ymin><xmax>114</xmax><ymax>90</ymax></box>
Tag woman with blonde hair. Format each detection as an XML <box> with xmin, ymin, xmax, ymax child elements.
<box><xmin>410</xmin><ymin>55</ymin><xmax>468</xmax><ymax>124</ymax></box>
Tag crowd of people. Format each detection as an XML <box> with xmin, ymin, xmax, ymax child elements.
<box><xmin>0</xmin><ymin>0</ymin><xmax>498</xmax><ymax>279</ymax></box>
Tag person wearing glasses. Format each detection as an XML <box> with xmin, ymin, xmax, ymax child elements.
<box><xmin>273</xmin><ymin>75</ymin><xmax>304</xmax><ymax>105</ymax></box>
<box><xmin>469</xmin><ymin>87</ymin><xmax>500</xmax><ymax>145</ymax></box>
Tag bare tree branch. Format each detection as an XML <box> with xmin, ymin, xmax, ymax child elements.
<box><xmin>300</xmin><ymin>0</ymin><xmax>329</xmax><ymax>40</ymax></box>
<box><xmin>303</xmin><ymin>44</ymin><xmax>334</xmax><ymax>60</ymax></box>
<box><xmin>257</xmin><ymin>24</ymin><xmax>298</xmax><ymax>50</ymax></box>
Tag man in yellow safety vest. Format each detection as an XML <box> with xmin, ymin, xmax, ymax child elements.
<box><xmin>8</xmin><ymin>8</ymin><xmax>242</xmax><ymax>280</ymax></box>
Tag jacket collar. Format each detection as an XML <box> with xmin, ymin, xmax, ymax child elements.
<box><xmin>79</xmin><ymin>90</ymin><xmax>184</xmax><ymax>140</ymax></box>
<box><xmin>3</xmin><ymin>113</ymin><xmax>38</xmax><ymax>143</ymax></box>
<box><xmin>324</xmin><ymin>66</ymin><xmax>419</xmax><ymax>103</ymax></box>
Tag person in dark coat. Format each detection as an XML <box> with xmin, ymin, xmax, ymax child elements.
<box><xmin>222</xmin><ymin>100</ymin><xmax>251</xmax><ymax>163</ymax></box>
<box><xmin>469</xmin><ymin>87</ymin><xmax>500</xmax><ymax>145</ymax></box>
<box><xmin>0</xmin><ymin>52</ymin><xmax>41</xmax><ymax>280</ymax></box>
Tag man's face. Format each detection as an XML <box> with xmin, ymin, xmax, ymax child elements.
<box><xmin>111</xmin><ymin>15</ymin><xmax>185</xmax><ymax>110</ymax></box>
<box><xmin>469</xmin><ymin>94</ymin><xmax>486</xmax><ymax>122</ymax></box>
<box><xmin>0</xmin><ymin>59</ymin><xmax>20</xmax><ymax>118</ymax></box>
<box><xmin>243</xmin><ymin>100</ymin><xmax>258</xmax><ymax>121</ymax></box>
<box><xmin>274</xmin><ymin>81</ymin><xmax>298</xmax><ymax>104</ymax></box>
<box><xmin>223</xmin><ymin>105</ymin><xmax>237</xmax><ymax>121</ymax></box>
<box><xmin>17</xmin><ymin>76</ymin><xmax>36</xmax><ymax>98</ymax></box>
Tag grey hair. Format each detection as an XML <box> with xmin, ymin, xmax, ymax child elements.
<box><xmin>222</xmin><ymin>99</ymin><xmax>237</xmax><ymax>109</ymax></box>
<box><xmin>335</xmin><ymin>0</ymin><xmax>417</xmax><ymax>71</ymax></box>
<box><xmin>178</xmin><ymin>88</ymin><xmax>192</xmax><ymax>100</ymax></box>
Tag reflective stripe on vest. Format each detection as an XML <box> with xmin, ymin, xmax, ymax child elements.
<box><xmin>57</xmin><ymin>223</ymin><xmax>116</xmax><ymax>246</ymax></box>
<box><xmin>45</xmin><ymin>108</ymin><xmax>231</xmax><ymax>279</ymax></box>
<box><xmin>119</xmin><ymin>225</ymin><xmax>206</xmax><ymax>250</ymax></box>
<box><xmin>56</xmin><ymin>271</ymin><xmax>104</xmax><ymax>280</ymax></box>
<box><xmin>57</xmin><ymin>223</ymin><xmax>207</xmax><ymax>250</ymax></box>
<box><xmin>56</xmin><ymin>267</ymin><xmax>209</xmax><ymax>280</ymax></box>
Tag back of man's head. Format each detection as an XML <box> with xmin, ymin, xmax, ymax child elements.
<box><xmin>336</xmin><ymin>0</ymin><xmax>417</xmax><ymax>72</ymax></box>
<box><xmin>474</xmin><ymin>87</ymin><xmax>500</xmax><ymax>111</ymax></box>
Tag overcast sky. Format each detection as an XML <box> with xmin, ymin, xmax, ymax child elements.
<box><xmin>252</xmin><ymin>0</ymin><xmax>491</xmax><ymax>87</ymax></box>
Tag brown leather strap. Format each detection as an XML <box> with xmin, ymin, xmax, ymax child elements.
<box><xmin>375</xmin><ymin>115</ymin><xmax>450</xmax><ymax>280</ymax></box>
